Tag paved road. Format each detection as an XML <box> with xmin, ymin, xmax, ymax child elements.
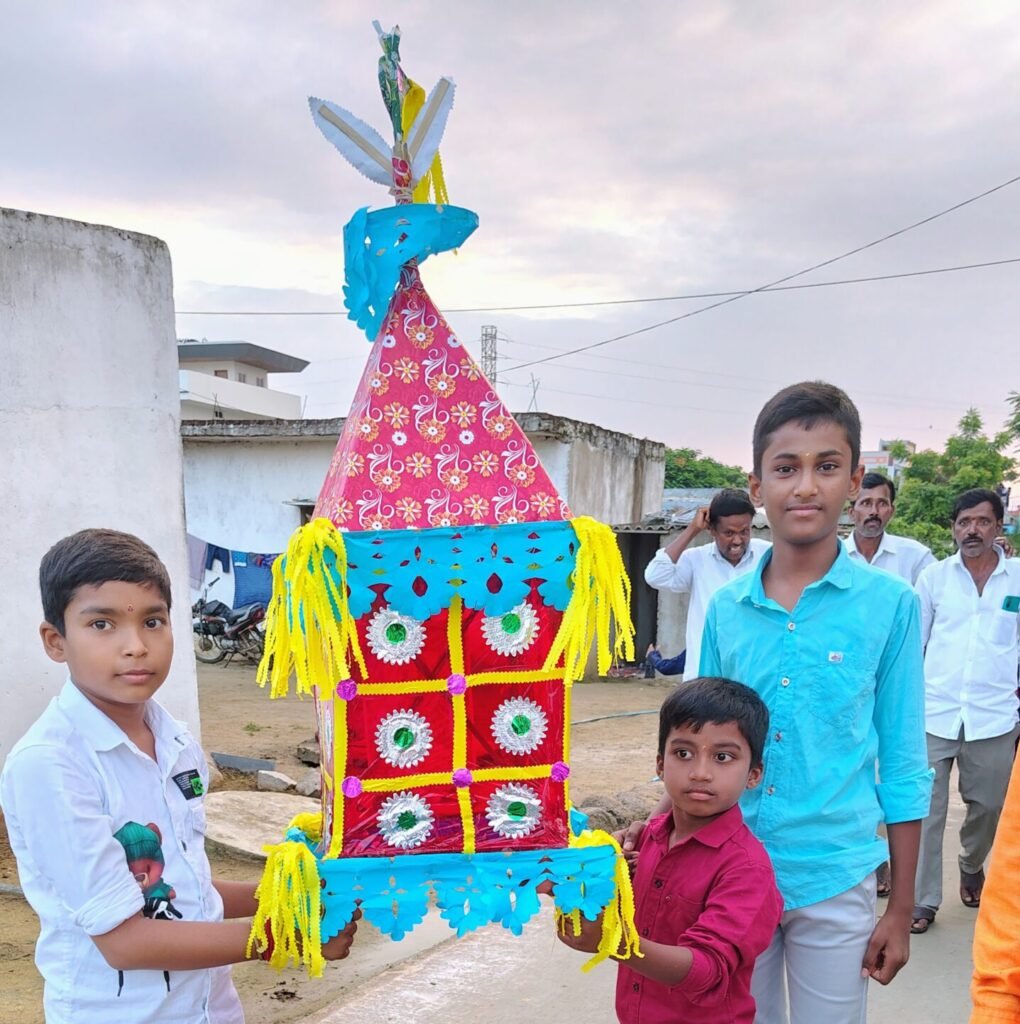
<box><xmin>306</xmin><ymin>792</ymin><xmax>976</xmax><ymax>1023</ymax></box>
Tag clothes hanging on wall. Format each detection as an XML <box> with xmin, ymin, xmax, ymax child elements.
<box><xmin>186</xmin><ymin>534</ymin><xmax>208</xmax><ymax>590</ymax></box>
<box><xmin>231</xmin><ymin>551</ymin><xmax>275</xmax><ymax>607</ymax></box>
<box><xmin>204</xmin><ymin>545</ymin><xmax>232</xmax><ymax>574</ymax></box>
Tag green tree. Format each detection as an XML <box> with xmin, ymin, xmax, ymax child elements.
<box><xmin>663</xmin><ymin>447</ymin><xmax>748</xmax><ymax>489</ymax></box>
<box><xmin>888</xmin><ymin>408</ymin><xmax>1014</xmax><ymax>558</ymax></box>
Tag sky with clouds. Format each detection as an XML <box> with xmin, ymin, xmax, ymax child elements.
<box><xmin>3</xmin><ymin>1</ymin><xmax>1019</xmax><ymax>468</ymax></box>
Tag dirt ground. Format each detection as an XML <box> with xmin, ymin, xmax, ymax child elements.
<box><xmin>0</xmin><ymin>661</ymin><xmax>670</xmax><ymax>1024</ymax></box>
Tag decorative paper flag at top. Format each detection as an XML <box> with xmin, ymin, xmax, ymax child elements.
<box><xmin>248</xmin><ymin>23</ymin><xmax>638</xmax><ymax>978</ymax></box>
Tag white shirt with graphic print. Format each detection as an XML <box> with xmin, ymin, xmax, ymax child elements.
<box><xmin>0</xmin><ymin>681</ymin><xmax>243</xmax><ymax>1024</ymax></box>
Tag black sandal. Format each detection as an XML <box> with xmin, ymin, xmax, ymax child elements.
<box><xmin>911</xmin><ymin>906</ymin><xmax>935</xmax><ymax>934</ymax></box>
<box><xmin>960</xmin><ymin>868</ymin><xmax>985</xmax><ymax>909</ymax></box>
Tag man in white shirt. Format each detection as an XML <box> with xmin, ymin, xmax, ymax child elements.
<box><xmin>644</xmin><ymin>488</ymin><xmax>771</xmax><ymax>681</ymax></box>
<box><xmin>912</xmin><ymin>488</ymin><xmax>1020</xmax><ymax>935</ymax></box>
<box><xmin>844</xmin><ymin>472</ymin><xmax>936</xmax><ymax>584</ymax></box>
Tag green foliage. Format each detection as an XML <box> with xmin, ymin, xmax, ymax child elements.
<box><xmin>890</xmin><ymin>408</ymin><xmax>1014</xmax><ymax>558</ymax></box>
<box><xmin>664</xmin><ymin>447</ymin><xmax>748</xmax><ymax>489</ymax></box>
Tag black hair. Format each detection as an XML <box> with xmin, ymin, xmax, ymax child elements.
<box><xmin>752</xmin><ymin>381</ymin><xmax>861</xmax><ymax>478</ymax></box>
<box><xmin>952</xmin><ymin>488</ymin><xmax>1003</xmax><ymax>524</ymax></box>
<box><xmin>708</xmin><ymin>488</ymin><xmax>755</xmax><ymax>526</ymax></box>
<box><xmin>657</xmin><ymin>677</ymin><xmax>769</xmax><ymax>768</ymax></box>
<box><xmin>40</xmin><ymin>528</ymin><xmax>172</xmax><ymax>635</ymax></box>
<box><xmin>858</xmin><ymin>472</ymin><xmax>895</xmax><ymax>504</ymax></box>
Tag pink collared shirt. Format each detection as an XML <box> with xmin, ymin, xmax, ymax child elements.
<box><xmin>616</xmin><ymin>804</ymin><xmax>782</xmax><ymax>1024</ymax></box>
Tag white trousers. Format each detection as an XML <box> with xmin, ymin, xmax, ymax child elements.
<box><xmin>752</xmin><ymin>876</ymin><xmax>877</xmax><ymax>1024</ymax></box>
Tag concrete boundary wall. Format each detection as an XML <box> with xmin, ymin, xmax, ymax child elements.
<box><xmin>0</xmin><ymin>208</ymin><xmax>200</xmax><ymax>766</ymax></box>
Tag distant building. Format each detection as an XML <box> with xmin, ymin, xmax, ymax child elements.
<box><xmin>178</xmin><ymin>339</ymin><xmax>308</xmax><ymax>420</ymax></box>
<box><xmin>181</xmin><ymin>413</ymin><xmax>666</xmax><ymax>666</ymax></box>
<box><xmin>860</xmin><ymin>439</ymin><xmax>916</xmax><ymax>481</ymax></box>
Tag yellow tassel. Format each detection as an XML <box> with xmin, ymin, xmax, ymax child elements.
<box><xmin>556</xmin><ymin>828</ymin><xmax>643</xmax><ymax>972</ymax></box>
<box><xmin>256</xmin><ymin>518</ymin><xmax>366</xmax><ymax>698</ymax></box>
<box><xmin>247</xmin><ymin>839</ymin><xmax>325</xmax><ymax>977</ymax></box>
<box><xmin>548</xmin><ymin>517</ymin><xmax>635</xmax><ymax>683</ymax></box>
<box><xmin>402</xmin><ymin>75</ymin><xmax>450</xmax><ymax>206</ymax></box>
<box><xmin>289</xmin><ymin>812</ymin><xmax>323</xmax><ymax>844</ymax></box>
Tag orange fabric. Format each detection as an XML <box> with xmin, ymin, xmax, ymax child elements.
<box><xmin>971</xmin><ymin>746</ymin><xmax>1020</xmax><ymax>1022</ymax></box>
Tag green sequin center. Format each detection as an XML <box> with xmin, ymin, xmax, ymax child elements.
<box><xmin>501</xmin><ymin>612</ymin><xmax>522</xmax><ymax>634</ymax></box>
<box><xmin>397</xmin><ymin>810</ymin><xmax>418</xmax><ymax>831</ymax></box>
<box><xmin>506</xmin><ymin>801</ymin><xmax>528</xmax><ymax>819</ymax></box>
<box><xmin>511</xmin><ymin>714</ymin><xmax>531</xmax><ymax>736</ymax></box>
<box><xmin>385</xmin><ymin>622</ymin><xmax>408</xmax><ymax>644</ymax></box>
<box><xmin>393</xmin><ymin>726</ymin><xmax>415</xmax><ymax>749</ymax></box>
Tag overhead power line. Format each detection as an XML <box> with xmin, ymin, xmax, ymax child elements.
<box><xmin>505</xmin><ymin>173</ymin><xmax>1020</xmax><ymax>372</ymax></box>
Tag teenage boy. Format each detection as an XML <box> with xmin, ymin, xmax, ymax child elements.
<box><xmin>911</xmin><ymin>489</ymin><xmax>1020</xmax><ymax>935</ymax></box>
<box><xmin>845</xmin><ymin>472</ymin><xmax>936</xmax><ymax>584</ymax></box>
<box><xmin>559</xmin><ymin>678</ymin><xmax>783</xmax><ymax>1023</ymax></box>
<box><xmin>645</xmin><ymin>489</ymin><xmax>771</xmax><ymax>680</ymax></box>
<box><xmin>625</xmin><ymin>382</ymin><xmax>932</xmax><ymax>1024</ymax></box>
<box><xmin>0</xmin><ymin>529</ymin><xmax>358</xmax><ymax>1023</ymax></box>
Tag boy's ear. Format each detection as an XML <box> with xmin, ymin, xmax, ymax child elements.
<box><xmin>847</xmin><ymin>462</ymin><xmax>865</xmax><ymax>503</ymax></box>
<box><xmin>656</xmin><ymin>753</ymin><xmax>664</xmax><ymax>779</ymax></box>
<box><xmin>748</xmin><ymin>472</ymin><xmax>763</xmax><ymax>507</ymax></box>
<box><xmin>745</xmin><ymin>764</ymin><xmax>764</xmax><ymax>791</ymax></box>
<box><xmin>39</xmin><ymin>622</ymin><xmax>68</xmax><ymax>664</ymax></box>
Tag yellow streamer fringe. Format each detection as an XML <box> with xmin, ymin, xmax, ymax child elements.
<box><xmin>328</xmin><ymin>696</ymin><xmax>346</xmax><ymax>859</ymax></box>
<box><xmin>556</xmin><ymin>828</ymin><xmax>642</xmax><ymax>972</ymax></box>
<box><xmin>248</xmin><ymin>837</ymin><xmax>325</xmax><ymax>977</ymax></box>
<box><xmin>256</xmin><ymin>518</ymin><xmax>366</xmax><ymax>699</ymax></box>
<box><xmin>402</xmin><ymin>77</ymin><xmax>450</xmax><ymax>207</ymax></box>
<box><xmin>547</xmin><ymin>517</ymin><xmax>636</xmax><ymax>684</ymax></box>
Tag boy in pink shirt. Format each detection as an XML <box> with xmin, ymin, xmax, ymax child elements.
<box><xmin>559</xmin><ymin>677</ymin><xmax>782</xmax><ymax>1023</ymax></box>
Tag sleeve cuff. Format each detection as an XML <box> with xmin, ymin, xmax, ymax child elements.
<box><xmin>674</xmin><ymin>947</ymin><xmax>718</xmax><ymax>998</ymax></box>
<box><xmin>877</xmin><ymin>768</ymin><xmax>935</xmax><ymax>825</ymax></box>
<box><xmin>74</xmin><ymin>876</ymin><xmax>145</xmax><ymax>936</ymax></box>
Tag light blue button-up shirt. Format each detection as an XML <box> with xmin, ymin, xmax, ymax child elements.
<box><xmin>700</xmin><ymin>543</ymin><xmax>933</xmax><ymax>910</ymax></box>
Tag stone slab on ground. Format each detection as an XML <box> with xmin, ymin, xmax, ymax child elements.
<box><xmin>205</xmin><ymin>790</ymin><xmax>319</xmax><ymax>860</ymax></box>
<box><xmin>296</xmin><ymin>737</ymin><xmax>321</xmax><ymax>766</ymax></box>
<box><xmin>211</xmin><ymin>751</ymin><xmax>276</xmax><ymax>773</ymax></box>
<box><xmin>296</xmin><ymin>768</ymin><xmax>322</xmax><ymax>798</ymax></box>
<box><xmin>256</xmin><ymin>769</ymin><xmax>295</xmax><ymax>792</ymax></box>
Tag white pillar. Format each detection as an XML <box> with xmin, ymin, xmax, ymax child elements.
<box><xmin>0</xmin><ymin>208</ymin><xmax>200</xmax><ymax>765</ymax></box>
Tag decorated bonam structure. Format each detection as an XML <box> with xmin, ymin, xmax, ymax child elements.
<box><xmin>248</xmin><ymin>23</ymin><xmax>640</xmax><ymax>976</ymax></box>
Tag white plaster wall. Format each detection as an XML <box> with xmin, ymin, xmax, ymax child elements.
<box><xmin>183</xmin><ymin>438</ymin><xmax>335</xmax><ymax>606</ymax></box>
<box><xmin>530</xmin><ymin>437</ymin><xmax>570</xmax><ymax>503</ymax></box>
<box><xmin>179</xmin><ymin>369</ymin><xmax>301</xmax><ymax>419</ymax></box>
<box><xmin>0</xmin><ymin>208</ymin><xmax>199</xmax><ymax>766</ymax></box>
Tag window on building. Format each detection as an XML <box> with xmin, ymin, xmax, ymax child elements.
<box><xmin>237</xmin><ymin>372</ymin><xmax>247</xmax><ymax>384</ymax></box>
<box><xmin>256</xmin><ymin>376</ymin><xmax>265</xmax><ymax>388</ymax></box>
<box><xmin>214</xmin><ymin>369</ymin><xmax>228</xmax><ymax>379</ymax></box>
<box><xmin>213</xmin><ymin>408</ymin><xmax>224</xmax><ymax>419</ymax></box>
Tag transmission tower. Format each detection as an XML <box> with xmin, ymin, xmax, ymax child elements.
<box><xmin>480</xmin><ymin>324</ymin><xmax>498</xmax><ymax>384</ymax></box>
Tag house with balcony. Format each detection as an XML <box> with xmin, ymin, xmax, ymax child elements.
<box><xmin>178</xmin><ymin>339</ymin><xmax>309</xmax><ymax>420</ymax></box>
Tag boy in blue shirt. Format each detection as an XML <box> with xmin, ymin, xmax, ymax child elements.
<box><xmin>625</xmin><ymin>382</ymin><xmax>931</xmax><ymax>1024</ymax></box>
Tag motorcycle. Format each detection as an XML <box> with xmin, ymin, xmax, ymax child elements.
<box><xmin>192</xmin><ymin>578</ymin><xmax>267</xmax><ymax>665</ymax></box>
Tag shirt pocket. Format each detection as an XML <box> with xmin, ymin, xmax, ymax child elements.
<box><xmin>991</xmin><ymin>608</ymin><xmax>1019</xmax><ymax>648</ymax></box>
<box><xmin>806</xmin><ymin>652</ymin><xmax>876</xmax><ymax>729</ymax></box>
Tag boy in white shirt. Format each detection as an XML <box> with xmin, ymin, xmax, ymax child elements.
<box><xmin>1</xmin><ymin>528</ymin><xmax>357</xmax><ymax>1023</ymax></box>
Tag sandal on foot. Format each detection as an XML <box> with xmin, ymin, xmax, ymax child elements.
<box><xmin>911</xmin><ymin>907</ymin><xmax>935</xmax><ymax>934</ymax></box>
<box><xmin>876</xmin><ymin>861</ymin><xmax>892</xmax><ymax>899</ymax></box>
<box><xmin>961</xmin><ymin>868</ymin><xmax>985</xmax><ymax>908</ymax></box>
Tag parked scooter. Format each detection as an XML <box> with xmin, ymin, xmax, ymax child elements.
<box><xmin>192</xmin><ymin>578</ymin><xmax>267</xmax><ymax>665</ymax></box>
